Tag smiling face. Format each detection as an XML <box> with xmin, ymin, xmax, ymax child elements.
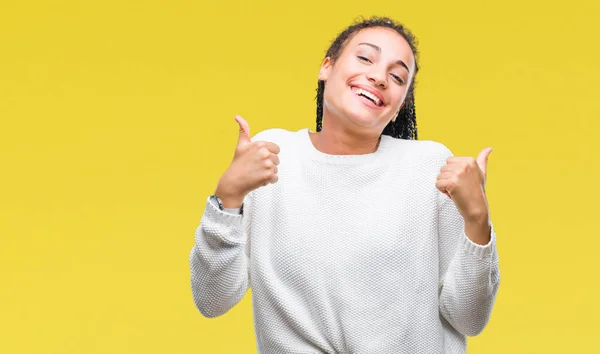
<box><xmin>318</xmin><ymin>27</ymin><xmax>416</xmax><ymax>135</ymax></box>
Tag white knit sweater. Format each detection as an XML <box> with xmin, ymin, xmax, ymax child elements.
<box><xmin>190</xmin><ymin>128</ymin><xmax>500</xmax><ymax>354</ymax></box>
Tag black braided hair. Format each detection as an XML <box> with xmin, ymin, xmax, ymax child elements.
<box><xmin>316</xmin><ymin>16</ymin><xmax>420</xmax><ymax>140</ymax></box>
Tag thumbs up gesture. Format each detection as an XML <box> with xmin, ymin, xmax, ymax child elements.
<box><xmin>214</xmin><ymin>116</ymin><xmax>281</xmax><ymax>208</ymax></box>
<box><xmin>435</xmin><ymin>148</ymin><xmax>492</xmax><ymax>223</ymax></box>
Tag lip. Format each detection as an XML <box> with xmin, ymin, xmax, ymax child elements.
<box><xmin>350</xmin><ymin>84</ymin><xmax>385</xmax><ymax>107</ymax></box>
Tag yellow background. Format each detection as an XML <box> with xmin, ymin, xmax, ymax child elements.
<box><xmin>1</xmin><ymin>0</ymin><xmax>598</xmax><ymax>353</ymax></box>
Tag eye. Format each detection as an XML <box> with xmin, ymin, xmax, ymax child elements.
<box><xmin>391</xmin><ymin>74</ymin><xmax>405</xmax><ymax>85</ymax></box>
<box><xmin>357</xmin><ymin>55</ymin><xmax>371</xmax><ymax>63</ymax></box>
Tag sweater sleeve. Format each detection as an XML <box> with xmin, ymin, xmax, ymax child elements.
<box><xmin>436</xmin><ymin>156</ymin><xmax>500</xmax><ymax>337</ymax></box>
<box><xmin>189</xmin><ymin>192</ymin><xmax>253</xmax><ymax>318</ymax></box>
<box><xmin>211</xmin><ymin>196</ymin><xmax>242</xmax><ymax>215</ymax></box>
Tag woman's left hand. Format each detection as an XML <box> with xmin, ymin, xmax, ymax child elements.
<box><xmin>435</xmin><ymin>148</ymin><xmax>493</xmax><ymax>223</ymax></box>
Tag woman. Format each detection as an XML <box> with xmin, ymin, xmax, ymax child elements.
<box><xmin>190</xmin><ymin>16</ymin><xmax>500</xmax><ymax>354</ymax></box>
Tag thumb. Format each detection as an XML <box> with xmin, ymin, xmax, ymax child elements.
<box><xmin>234</xmin><ymin>115</ymin><xmax>251</xmax><ymax>146</ymax></box>
<box><xmin>476</xmin><ymin>147</ymin><xmax>493</xmax><ymax>177</ymax></box>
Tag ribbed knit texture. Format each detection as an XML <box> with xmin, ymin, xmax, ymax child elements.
<box><xmin>190</xmin><ymin>128</ymin><xmax>500</xmax><ymax>354</ymax></box>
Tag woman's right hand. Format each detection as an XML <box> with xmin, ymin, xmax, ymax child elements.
<box><xmin>214</xmin><ymin>115</ymin><xmax>280</xmax><ymax>208</ymax></box>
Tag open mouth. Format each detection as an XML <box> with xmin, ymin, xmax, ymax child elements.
<box><xmin>351</xmin><ymin>86</ymin><xmax>384</xmax><ymax>107</ymax></box>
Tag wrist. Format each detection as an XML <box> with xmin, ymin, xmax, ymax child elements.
<box><xmin>214</xmin><ymin>184</ymin><xmax>245</xmax><ymax>209</ymax></box>
<box><xmin>218</xmin><ymin>195</ymin><xmax>245</xmax><ymax>209</ymax></box>
<box><xmin>464</xmin><ymin>211</ymin><xmax>489</xmax><ymax>225</ymax></box>
<box><xmin>464</xmin><ymin>215</ymin><xmax>492</xmax><ymax>246</ymax></box>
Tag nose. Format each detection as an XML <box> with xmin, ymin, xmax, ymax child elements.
<box><xmin>366</xmin><ymin>64</ymin><xmax>387</xmax><ymax>89</ymax></box>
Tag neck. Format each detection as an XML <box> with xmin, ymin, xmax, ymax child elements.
<box><xmin>310</xmin><ymin>117</ymin><xmax>382</xmax><ymax>155</ymax></box>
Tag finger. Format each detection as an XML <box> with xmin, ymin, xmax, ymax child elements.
<box><xmin>476</xmin><ymin>147</ymin><xmax>493</xmax><ymax>177</ymax></box>
<box><xmin>440</xmin><ymin>164</ymin><xmax>458</xmax><ymax>173</ymax></box>
<box><xmin>439</xmin><ymin>187</ymin><xmax>452</xmax><ymax>199</ymax></box>
<box><xmin>446</xmin><ymin>156</ymin><xmax>471</xmax><ymax>165</ymax></box>
<box><xmin>435</xmin><ymin>182</ymin><xmax>452</xmax><ymax>198</ymax></box>
<box><xmin>234</xmin><ymin>115</ymin><xmax>251</xmax><ymax>147</ymax></box>
<box><xmin>269</xmin><ymin>153</ymin><xmax>280</xmax><ymax>166</ymax></box>
<box><xmin>436</xmin><ymin>171</ymin><xmax>454</xmax><ymax>180</ymax></box>
<box><xmin>254</xmin><ymin>141</ymin><xmax>281</xmax><ymax>155</ymax></box>
<box><xmin>265</xmin><ymin>142</ymin><xmax>280</xmax><ymax>154</ymax></box>
<box><xmin>435</xmin><ymin>179</ymin><xmax>451</xmax><ymax>194</ymax></box>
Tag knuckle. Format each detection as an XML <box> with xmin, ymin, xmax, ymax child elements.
<box><xmin>258</xmin><ymin>148</ymin><xmax>270</xmax><ymax>159</ymax></box>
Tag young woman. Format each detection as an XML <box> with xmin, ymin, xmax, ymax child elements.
<box><xmin>190</xmin><ymin>16</ymin><xmax>500</xmax><ymax>354</ymax></box>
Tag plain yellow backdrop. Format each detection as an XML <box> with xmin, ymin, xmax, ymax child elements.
<box><xmin>1</xmin><ymin>0</ymin><xmax>598</xmax><ymax>353</ymax></box>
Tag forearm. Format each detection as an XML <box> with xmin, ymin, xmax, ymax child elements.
<box><xmin>439</xmin><ymin>224</ymin><xmax>500</xmax><ymax>336</ymax></box>
<box><xmin>190</xmin><ymin>196</ymin><xmax>250</xmax><ymax>318</ymax></box>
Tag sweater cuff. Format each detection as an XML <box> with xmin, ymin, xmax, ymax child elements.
<box><xmin>458</xmin><ymin>222</ymin><xmax>497</xmax><ymax>259</ymax></box>
<box><xmin>204</xmin><ymin>196</ymin><xmax>244</xmax><ymax>231</ymax></box>
<box><xmin>224</xmin><ymin>207</ymin><xmax>242</xmax><ymax>214</ymax></box>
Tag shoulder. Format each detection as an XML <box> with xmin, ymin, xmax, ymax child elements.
<box><xmin>250</xmin><ymin>128</ymin><xmax>308</xmax><ymax>158</ymax></box>
<box><xmin>386</xmin><ymin>136</ymin><xmax>454</xmax><ymax>159</ymax></box>
<box><xmin>250</xmin><ymin>128</ymin><xmax>295</xmax><ymax>144</ymax></box>
<box><xmin>383</xmin><ymin>137</ymin><xmax>455</xmax><ymax>170</ymax></box>
<box><xmin>413</xmin><ymin>139</ymin><xmax>454</xmax><ymax>159</ymax></box>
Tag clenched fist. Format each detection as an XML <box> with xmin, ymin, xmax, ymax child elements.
<box><xmin>435</xmin><ymin>147</ymin><xmax>492</xmax><ymax>223</ymax></box>
<box><xmin>214</xmin><ymin>115</ymin><xmax>280</xmax><ymax>208</ymax></box>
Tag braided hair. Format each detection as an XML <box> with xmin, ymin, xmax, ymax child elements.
<box><xmin>316</xmin><ymin>16</ymin><xmax>420</xmax><ymax>140</ymax></box>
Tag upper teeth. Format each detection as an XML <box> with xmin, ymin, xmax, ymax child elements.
<box><xmin>352</xmin><ymin>87</ymin><xmax>381</xmax><ymax>106</ymax></box>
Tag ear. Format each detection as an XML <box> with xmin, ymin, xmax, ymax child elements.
<box><xmin>318</xmin><ymin>57</ymin><xmax>333</xmax><ymax>81</ymax></box>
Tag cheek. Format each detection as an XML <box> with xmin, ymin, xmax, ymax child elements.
<box><xmin>392</xmin><ymin>88</ymin><xmax>408</xmax><ymax>107</ymax></box>
<box><xmin>322</xmin><ymin>82</ymin><xmax>345</xmax><ymax>112</ymax></box>
<box><xmin>324</xmin><ymin>73</ymin><xmax>350</xmax><ymax>103</ymax></box>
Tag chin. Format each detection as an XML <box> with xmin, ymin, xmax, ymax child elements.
<box><xmin>345</xmin><ymin>111</ymin><xmax>382</xmax><ymax>129</ymax></box>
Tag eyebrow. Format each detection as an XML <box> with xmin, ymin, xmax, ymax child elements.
<box><xmin>357</xmin><ymin>42</ymin><xmax>410</xmax><ymax>73</ymax></box>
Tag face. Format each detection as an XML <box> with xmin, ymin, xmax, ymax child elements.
<box><xmin>318</xmin><ymin>27</ymin><xmax>416</xmax><ymax>133</ymax></box>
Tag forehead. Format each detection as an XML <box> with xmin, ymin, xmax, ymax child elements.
<box><xmin>345</xmin><ymin>27</ymin><xmax>415</xmax><ymax>70</ymax></box>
